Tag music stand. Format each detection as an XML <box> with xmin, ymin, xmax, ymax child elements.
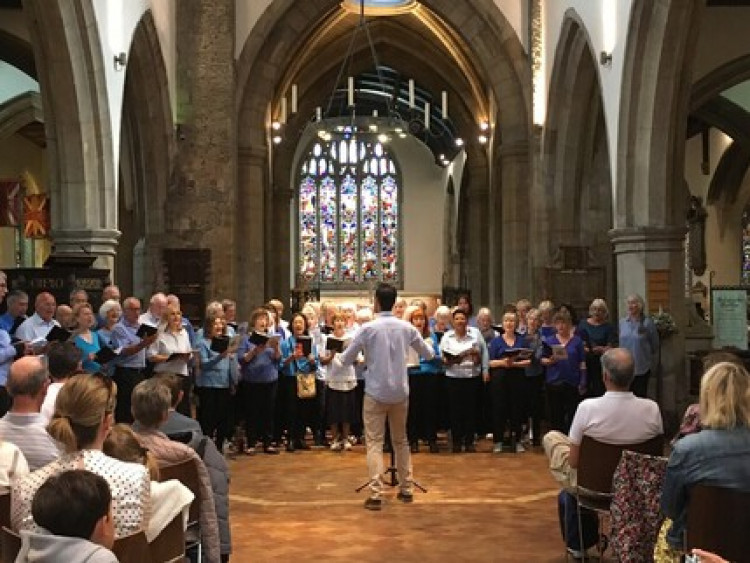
<box><xmin>355</xmin><ymin>421</ymin><xmax>428</xmax><ymax>493</ymax></box>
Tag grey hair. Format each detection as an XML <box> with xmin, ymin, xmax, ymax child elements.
<box><xmin>98</xmin><ymin>299</ymin><xmax>122</xmax><ymax>321</ymax></box>
<box><xmin>8</xmin><ymin>358</ymin><xmax>49</xmax><ymax>398</ymax></box>
<box><xmin>600</xmin><ymin>348</ymin><xmax>635</xmax><ymax>389</ymax></box>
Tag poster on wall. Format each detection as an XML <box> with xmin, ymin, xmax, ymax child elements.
<box><xmin>23</xmin><ymin>194</ymin><xmax>50</xmax><ymax>239</ymax></box>
<box><xmin>711</xmin><ymin>287</ymin><xmax>748</xmax><ymax>350</ymax></box>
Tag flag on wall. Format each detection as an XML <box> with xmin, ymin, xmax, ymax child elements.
<box><xmin>23</xmin><ymin>194</ymin><xmax>50</xmax><ymax>239</ymax></box>
<box><xmin>0</xmin><ymin>180</ymin><xmax>21</xmax><ymax>227</ymax></box>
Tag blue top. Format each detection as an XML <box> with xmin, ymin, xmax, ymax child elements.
<box><xmin>74</xmin><ymin>332</ymin><xmax>103</xmax><ymax>374</ymax></box>
<box><xmin>542</xmin><ymin>334</ymin><xmax>586</xmax><ymax>388</ymax></box>
<box><xmin>525</xmin><ymin>332</ymin><xmax>544</xmax><ymax>378</ymax></box>
<box><xmin>618</xmin><ymin>316</ymin><xmax>658</xmax><ymax>376</ymax></box>
<box><xmin>540</xmin><ymin>325</ymin><xmax>557</xmax><ymax>339</ymax></box>
<box><xmin>408</xmin><ymin>332</ymin><xmax>443</xmax><ymax>375</ymax></box>
<box><xmin>577</xmin><ymin>320</ymin><xmax>617</xmax><ymax>349</ymax></box>
<box><xmin>110</xmin><ymin>319</ymin><xmax>146</xmax><ymax>369</ymax></box>
<box><xmin>196</xmin><ymin>338</ymin><xmax>233</xmax><ymax>389</ymax></box>
<box><xmin>237</xmin><ymin>336</ymin><xmax>279</xmax><ymax>383</ymax></box>
<box><xmin>661</xmin><ymin>426</ymin><xmax>750</xmax><ymax>548</ymax></box>
<box><xmin>488</xmin><ymin>333</ymin><xmax>528</xmax><ymax>379</ymax></box>
<box><xmin>279</xmin><ymin>335</ymin><xmax>318</xmax><ymax>377</ymax></box>
<box><xmin>0</xmin><ymin>313</ymin><xmax>14</xmax><ymax>334</ymax></box>
<box><xmin>0</xmin><ymin>329</ymin><xmax>16</xmax><ymax>386</ymax></box>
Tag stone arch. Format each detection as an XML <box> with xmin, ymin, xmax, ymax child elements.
<box><xmin>235</xmin><ymin>0</ymin><xmax>530</xmax><ymax>311</ymax></box>
<box><xmin>22</xmin><ymin>0</ymin><xmax>119</xmax><ymax>263</ymax></box>
<box><xmin>0</xmin><ymin>91</ymin><xmax>43</xmax><ymax>142</ymax></box>
<box><xmin>117</xmin><ymin>9</ymin><xmax>174</xmax><ymax>296</ymax></box>
<box><xmin>540</xmin><ymin>11</ymin><xmax>613</xmax><ymax>308</ymax></box>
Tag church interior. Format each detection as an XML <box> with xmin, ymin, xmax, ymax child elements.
<box><xmin>2</xmin><ymin>0</ymin><xmax>750</xmax><ymax>560</ymax></box>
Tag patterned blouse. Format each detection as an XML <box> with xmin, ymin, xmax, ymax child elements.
<box><xmin>11</xmin><ymin>449</ymin><xmax>150</xmax><ymax>538</ymax></box>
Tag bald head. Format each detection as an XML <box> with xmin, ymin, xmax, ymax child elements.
<box><xmin>601</xmin><ymin>348</ymin><xmax>635</xmax><ymax>390</ymax></box>
<box><xmin>8</xmin><ymin>356</ymin><xmax>49</xmax><ymax>400</ymax></box>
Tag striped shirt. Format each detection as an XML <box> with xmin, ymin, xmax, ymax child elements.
<box><xmin>0</xmin><ymin>413</ymin><xmax>60</xmax><ymax>470</ymax></box>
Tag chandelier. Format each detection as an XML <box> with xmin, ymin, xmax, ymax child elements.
<box><xmin>271</xmin><ymin>0</ymin><xmax>464</xmax><ymax>166</ymax></box>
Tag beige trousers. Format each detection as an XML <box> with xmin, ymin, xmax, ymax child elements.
<box><xmin>363</xmin><ymin>394</ymin><xmax>413</xmax><ymax>498</ymax></box>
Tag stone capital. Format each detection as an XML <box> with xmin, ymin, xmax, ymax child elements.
<box><xmin>50</xmin><ymin>228</ymin><xmax>121</xmax><ymax>257</ymax></box>
<box><xmin>609</xmin><ymin>226</ymin><xmax>687</xmax><ymax>255</ymax></box>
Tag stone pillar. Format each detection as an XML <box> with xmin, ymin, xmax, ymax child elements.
<box><xmin>498</xmin><ymin>140</ymin><xmax>531</xmax><ymax>306</ymax></box>
<box><xmin>237</xmin><ymin>146</ymin><xmax>267</xmax><ymax>317</ymax></box>
<box><xmin>50</xmin><ymin>229</ymin><xmax>120</xmax><ymax>273</ymax></box>
<box><xmin>171</xmin><ymin>0</ymin><xmax>236</xmax><ymax>300</ymax></box>
<box><xmin>610</xmin><ymin>226</ymin><xmax>688</xmax><ymax>431</ymax></box>
<box><xmin>463</xmin><ymin>157</ymin><xmax>489</xmax><ymax>306</ymax></box>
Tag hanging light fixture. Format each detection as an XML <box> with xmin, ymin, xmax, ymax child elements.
<box><xmin>271</xmin><ymin>0</ymin><xmax>464</xmax><ymax>166</ymax></box>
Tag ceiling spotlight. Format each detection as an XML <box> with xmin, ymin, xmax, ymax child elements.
<box><xmin>479</xmin><ymin>121</ymin><xmax>490</xmax><ymax>131</ymax></box>
<box><xmin>377</xmin><ymin>133</ymin><xmax>389</xmax><ymax>143</ymax></box>
<box><xmin>272</xmin><ymin>121</ymin><xmax>282</xmax><ymax>131</ymax></box>
<box><xmin>318</xmin><ymin>130</ymin><xmax>327</xmax><ymax>139</ymax></box>
<box><xmin>478</xmin><ymin>134</ymin><xmax>488</xmax><ymax>144</ymax></box>
<box><xmin>272</xmin><ymin>135</ymin><xmax>282</xmax><ymax>145</ymax></box>
<box><xmin>398</xmin><ymin>132</ymin><xmax>407</xmax><ymax>138</ymax></box>
<box><xmin>455</xmin><ymin>137</ymin><xmax>464</xmax><ymax>147</ymax></box>
<box><xmin>369</xmin><ymin>124</ymin><xmax>378</xmax><ymax>132</ymax></box>
<box><xmin>394</xmin><ymin>127</ymin><xmax>403</xmax><ymax>134</ymax></box>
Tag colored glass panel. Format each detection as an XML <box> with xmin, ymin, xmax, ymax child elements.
<box><xmin>361</xmin><ymin>175</ymin><xmax>379</xmax><ymax>280</ymax></box>
<box><xmin>380</xmin><ymin>175</ymin><xmax>398</xmax><ymax>281</ymax></box>
<box><xmin>299</xmin><ymin>176</ymin><xmax>317</xmax><ymax>281</ymax></box>
<box><xmin>340</xmin><ymin>175</ymin><xmax>358</xmax><ymax>281</ymax></box>
<box><xmin>319</xmin><ymin>176</ymin><xmax>337</xmax><ymax>282</ymax></box>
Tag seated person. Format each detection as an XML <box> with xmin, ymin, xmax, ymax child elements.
<box><xmin>103</xmin><ymin>423</ymin><xmax>193</xmax><ymax>543</ymax></box>
<box><xmin>131</xmin><ymin>378</ymin><xmax>222</xmax><ymax>562</ymax></box>
<box><xmin>543</xmin><ymin>348</ymin><xmax>663</xmax><ymax>559</ymax></box>
<box><xmin>660</xmin><ymin>361</ymin><xmax>750</xmax><ymax>552</ymax></box>
<box><xmin>0</xmin><ymin>356</ymin><xmax>60</xmax><ymax>470</ymax></box>
<box><xmin>153</xmin><ymin>373</ymin><xmax>202</xmax><ymax>436</ymax></box>
<box><xmin>16</xmin><ymin>469</ymin><xmax>117</xmax><ymax>563</ymax></box>
<box><xmin>12</xmin><ymin>374</ymin><xmax>150</xmax><ymax>538</ymax></box>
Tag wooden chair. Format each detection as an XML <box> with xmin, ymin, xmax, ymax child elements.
<box><xmin>150</xmin><ymin>513</ymin><xmax>186</xmax><ymax>563</ymax></box>
<box><xmin>685</xmin><ymin>483</ymin><xmax>750</xmax><ymax>563</ymax></box>
<box><xmin>112</xmin><ymin>529</ymin><xmax>151</xmax><ymax>563</ymax></box>
<box><xmin>572</xmin><ymin>435</ymin><xmax>664</xmax><ymax>560</ymax></box>
<box><xmin>159</xmin><ymin>459</ymin><xmax>202</xmax><ymax>563</ymax></box>
<box><xmin>1</xmin><ymin>526</ymin><xmax>20</xmax><ymax>563</ymax></box>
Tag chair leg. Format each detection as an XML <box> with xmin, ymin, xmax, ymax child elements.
<box><xmin>576</xmin><ymin>500</ymin><xmax>586</xmax><ymax>562</ymax></box>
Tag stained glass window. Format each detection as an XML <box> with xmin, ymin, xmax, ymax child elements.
<box><xmin>298</xmin><ymin>138</ymin><xmax>400</xmax><ymax>286</ymax></box>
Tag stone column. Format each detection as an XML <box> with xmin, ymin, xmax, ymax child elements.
<box><xmin>497</xmin><ymin>140</ymin><xmax>531</xmax><ymax>306</ymax></box>
<box><xmin>610</xmin><ymin>226</ymin><xmax>688</xmax><ymax>431</ymax></box>
<box><xmin>463</xmin><ymin>157</ymin><xmax>489</xmax><ymax>306</ymax></box>
<box><xmin>171</xmin><ymin>0</ymin><xmax>236</xmax><ymax>299</ymax></box>
<box><xmin>237</xmin><ymin>146</ymin><xmax>267</xmax><ymax>317</ymax></box>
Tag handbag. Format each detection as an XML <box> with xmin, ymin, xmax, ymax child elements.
<box><xmin>296</xmin><ymin>372</ymin><xmax>316</xmax><ymax>399</ymax></box>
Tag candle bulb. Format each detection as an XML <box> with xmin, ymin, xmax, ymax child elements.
<box><xmin>316</xmin><ymin>106</ymin><xmax>322</xmax><ymax>121</ymax></box>
<box><xmin>348</xmin><ymin>76</ymin><xmax>354</xmax><ymax>107</ymax></box>
<box><xmin>291</xmin><ymin>84</ymin><xmax>298</xmax><ymax>114</ymax></box>
<box><xmin>408</xmin><ymin>79</ymin><xmax>415</xmax><ymax>109</ymax></box>
<box><xmin>442</xmin><ymin>91</ymin><xmax>448</xmax><ymax>119</ymax></box>
<box><xmin>281</xmin><ymin>97</ymin><xmax>287</xmax><ymax>124</ymax></box>
<box><xmin>424</xmin><ymin>102</ymin><xmax>430</xmax><ymax>130</ymax></box>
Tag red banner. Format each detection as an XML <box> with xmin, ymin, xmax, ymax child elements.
<box><xmin>23</xmin><ymin>194</ymin><xmax>50</xmax><ymax>239</ymax></box>
<box><xmin>0</xmin><ymin>180</ymin><xmax>21</xmax><ymax>227</ymax></box>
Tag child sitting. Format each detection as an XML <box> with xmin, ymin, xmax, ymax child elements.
<box><xmin>16</xmin><ymin>469</ymin><xmax>117</xmax><ymax>562</ymax></box>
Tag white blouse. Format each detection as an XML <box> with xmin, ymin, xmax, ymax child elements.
<box><xmin>12</xmin><ymin>450</ymin><xmax>150</xmax><ymax>538</ymax></box>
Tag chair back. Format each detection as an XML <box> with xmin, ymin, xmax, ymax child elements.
<box><xmin>686</xmin><ymin>483</ymin><xmax>750</xmax><ymax>562</ymax></box>
<box><xmin>149</xmin><ymin>513</ymin><xmax>185</xmax><ymax>563</ymax></box>
<box><xmin>111</xmin><ymin>530</ymin><xmax>151</xmax><ymax>563</ymax></box>
<box><xmin>577</xmin><ymin>434</ymin><xmax>663</xmax><ymax>494</ymax></box>
<box><xmin>159</xmin><ymin>459</ymin><xmax>201</xmax><ymax>525</ymax></box>
<box><xmin>0</xmin><ymin>494</ymin><xmax>11</xmax><ymax>531</ymax></box>
<box><xmin>1</xmin><ymin>526</ymin><xmax>20</xmax><ymax>563</ymax></box>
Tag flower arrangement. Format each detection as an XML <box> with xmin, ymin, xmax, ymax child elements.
<box><xmin>652</xmin><ymin>307</ymin><xmax>678</xmax><ymax>337</ymax></box>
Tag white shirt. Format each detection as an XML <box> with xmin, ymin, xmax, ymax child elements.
<box><xmin>14</xmin><ymin>313</ymin><xmax>60</xmax><ymax>343</ymax></box>
<box><xmin>339</xmin><ymin>312</ymin><xmax>434</xmax><ymax>404</ymax></box>
<box><xmin>40</xmin><ymin>381</ymin><xmax>64</xmax><ymax>424</ymax></box>
<box><xmin>151</xmin><ymin>328</ymin><xmax>192</xmax><ymax>376</ymax></box>
<box><xmin>568</xmin><ymin>391</ymin><xmax>663</xmax><ymax>446</ymax></box>
<box><xmin>439</xmin><ymin>329</ymin><xmax>489</xmax><ymax>378</ymax></box>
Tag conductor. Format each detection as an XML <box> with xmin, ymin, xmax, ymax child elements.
<box><xmin>339</xmin><ymin>282</ymin><xmax>435</xmax><ymax>511</ymax></box>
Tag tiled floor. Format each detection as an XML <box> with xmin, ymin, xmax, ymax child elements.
<box><xmin>227</xmin><ymin>439</ymin><xmax>570</xmax><ymax>562</ymax></box>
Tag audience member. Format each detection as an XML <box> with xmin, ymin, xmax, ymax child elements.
<box><xmin>16</xmin><ymin>470</ymin><xmax>117</xmax><ymax>563</ymax></box>
<box><xmin>11</xmin><ymin>373</ymin><xmax>150</xmax><ymax>538</ymax></box>
<box><xmin>131</xmin><ymin>378</ymin><xmax>222</xmax><ymax>562</ymax></box>
<box><xmin>0</xmin><ymin>356</ymin><xmax>59</xmax><ymax>470</ymax></box>
<box><xmin>155</xmin><ymin>373</ymin><xmax>203</xmax><ymax>436</ymax></box>
<box><xmin>543</xmin><ymin>348</ymin><xmax>663</xmax><ymax>558</ymax></box>
<box><xmin>103</xmin><ymin>424</ymin><xmax>193</xmax><ymax>543</ymax></box>
<box><xmin>40</xmin><ymin>341</ymin><xmax>82</xmax><ymax>423</ymax></box>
